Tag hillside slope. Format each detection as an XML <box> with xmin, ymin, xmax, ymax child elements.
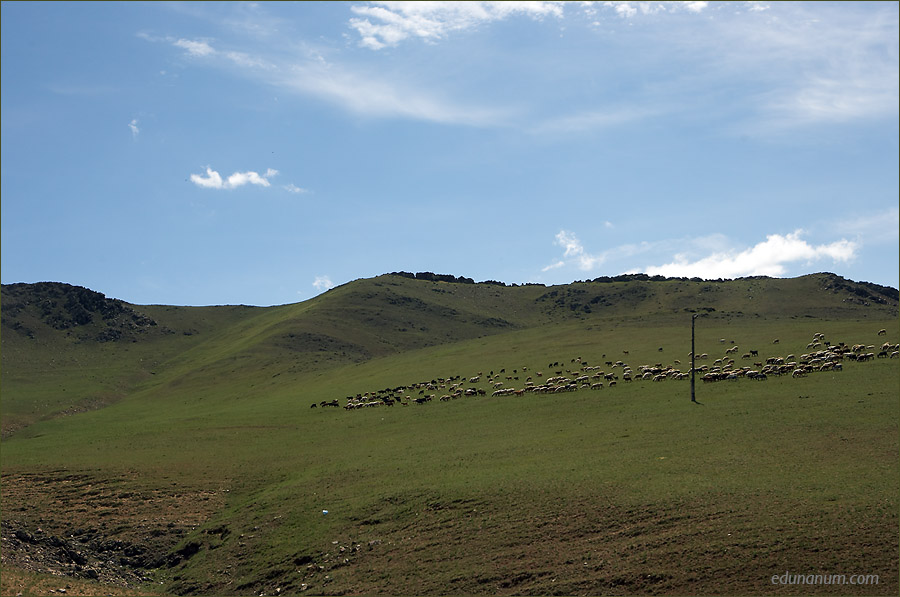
<box><xmin>2</xmin><ymin>272</ymin><xmax>897</xmax><ymax>437</ymax></box>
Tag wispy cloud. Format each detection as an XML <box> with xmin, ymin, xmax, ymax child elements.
<box><xmin>599</xmin><ymin>1</ymin><xmax>714</xmax><ymax>19</ymax></box>
<box><xmin>588</xmin><ymin>2</ymin><xmax>897</xmax><ymax>134</ymax></box>
<box><xmin>642</xmin><ymin>230</ymin><xmax>857</xmax><ymax>279</ymax></box>
<box><xmin>833</xmin><ymin>207</ymin><xmax>900</xmax><ymax>244</ymax></box>
<box><xmin>190</xmin><ymin>167</ymin><xmax>278</xmax><ymax>190</ymax></box>
<box><xmin>543</xmin><ymin>230</ymin><xmax>610</xmax><ymax>272</ymax></box>
<box><xmin>173</xmin><ymin>38</ymin><xmax>216</xmax><ymax>57</ymax></box>
<box><xmin>171</xmin><ymin>37</ymin><xmax>274</xmax><ymax>69</ymax></box>
<box><xmin>345</xmin><ymin>0</ymin><xmax>756</xmax><ymax>51</ymax></box>
<box><xmin>273</xmin><ymin>59</ymin><xmax>510</xmax><ymax>126</ymax></box>
<box><xmin>345</xmin><ymin>2</ymin><xmax>896</xmax><ymax>133</ymax></box>
<box><xmin>349</xmin><ymin>1</ymin><xmax>565</xmax><ymax>50</ymax></box>
<box><xmin>544</xmin><ymin>232</ymin><xmax>655</xmax><ymax>273</ymax></box>
<box><xmin>223</xmin><ymin>50</ymin><xmax>270</xmax><ymax>69</ymax></box>
<box><xmin>147</xmin><ymin>2</ymin><xmax>897</xmax><ymax>134</ymax></box>
<box><xmin>706</xmin><ymin>3</ymin><xmax>899</xmax><ymax>132</ymax></box>
<box><xmin>759</xmin><ymin>70</ymin><xmax>899</xmax><ymax>130</ymax></box>
<box><xmin>283</xmin><ymin>183</ymin><xmax>309</xmax><ymax>194</ymax></box>
<box><xmin>128</xmin><ymin>118</ymin><xmax>140</xmax><ymax>139</ymax></box>
<box><xmin>312</xmin><ymin>275</ymin><xmax>334</xmax><ymax>292</ymax></box>
<box><xmin>146</xmin><ymin>27</ymin><xmax>508</xmax><ymax>126</ymax></box>
<box><xmin>542</xmin><ymin>260</ymin><xmax>565</xmax><ymax>271</ymax></box>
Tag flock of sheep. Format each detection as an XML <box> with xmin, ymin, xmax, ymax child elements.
<box><xmin>310</xmin><ymin>329</ymin><xmax>897</xmax><ymax>411</ymax></box>
<box><xmin>700</xmin><ymin>331</ymin><xmax>897</xmax><ymax>382</ymax></box>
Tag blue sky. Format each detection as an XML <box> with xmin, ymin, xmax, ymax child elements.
<box><xmin>2</xmin><ymin>1</ymin><xmax>898</xmax><ymax>306</ymax></box>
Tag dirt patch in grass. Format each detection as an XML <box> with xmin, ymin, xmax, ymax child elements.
<box><xmin>5</xmin><ymin>480</ymin><xmax>894</xmax><ymax>596</ymax></box>
<box><xmin>287</xmin><ymin>490</ymin><xmax>897</xmax><ymax>596</ymax></box>
<box><xmin>1</xmin><ymin>470</ymin><xmax>228</xmax><ymax>594</ymax></box>
<box><xmin>0</xmin><ymin>567</ymin><xmax>163</xmax><ymax>597</ymax></box>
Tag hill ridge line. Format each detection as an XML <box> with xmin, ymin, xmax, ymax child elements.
<box><xmin>2</xmin><ymin>271</ymin><xmax>897</xmax><ymax>308</ymax></box>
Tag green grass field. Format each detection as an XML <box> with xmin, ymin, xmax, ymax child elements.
<box><xmin>2</xmin><ymin>274</ymin><xmax>898</xmax><ymax>595</ymax></box>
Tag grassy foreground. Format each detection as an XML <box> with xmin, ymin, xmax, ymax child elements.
<box><xmin>2</xmin><ymin>275</ymin><xmax>898</xmax><ymax>595</ymax></box>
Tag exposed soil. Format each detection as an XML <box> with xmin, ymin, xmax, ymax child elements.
<box><xmin>297</xmin><ymin>491</ymin><xmax>898</xmax><ymax>596</ymax></box>
<box><xmin>3</xmin><ymin>472</ymin><xmax>896</xmax><ymax>596</ymax></box>
<box><xmin>1</xmin><ymin>471</ymin><xmax>227</xmax><ymax>596</ymax></box>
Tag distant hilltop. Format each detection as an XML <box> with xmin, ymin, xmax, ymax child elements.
<box><xmin>2</xmin><ymin>273</ymin><xmax>897</xmax><ymax>332</ymax></box>
<box><xmin>388</xmin><ymin>270</ymin><xmax>898</xmax><ymax>300</ymax></box>
<box><xmin>0</xmin><ymin>281</ymin><xmax>163</xmax><ymax>342</ymax></box>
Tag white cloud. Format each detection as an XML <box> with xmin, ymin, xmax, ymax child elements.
<box><xmin>172</xmin><ymin>38</ymin><xmax>270</xmax><ymax>68</ymax></box>
<box><xmin>546</xmin><ymin>230</ymin><xmax>607</xmax><ymax>271</ymax></box>
<box><xmin>643</xmin><ymin>230</ymin><xmax>858</xmax><ymax>279</ymax></box>
<box><xmin>128</xmin><ymin>118</ymin><xmax>139</xmax><ymax>139</ymax></box>
<box><xmin>174</xmin><ymin>38</ymin><xmax>216</xmax><ymax>57</ymax></box>
<box><xmin>190</xmin><ymin>167</ymin><xmax>278</xmax><ymax>190</ymax></box>
<box><xmin>313</xmin><ymin>275</ymin><xmax>334</xmax><ymax>292</ymax></box>
<box><xmin>283</xmin><ymin>183</ymin><xmax>309</xmax><ymax>194</ymax></box>
<box><xmin>346</xmin><ymin>0</ymin><xmax>745</xmax><ymax>50</ymax></box>
<box><xmin>543</xmin><ymin>229</ymin><xmax>860</xmax><ymax>280</ymax></box>
<box><xmin>544</xmin><ymin>229</ymin><xmax>657</xmax><ymax>273</ymax></box>
<box><xmin>191</xmin><ymin>168</ymin><xmax>224</xmax><ymax>189</ymax></box>
<box><xmin>557</xmin><ymin>230</ymin><xmax>584</xmax><ymax>258</ymax></box>
<box><xmin>542</xmin><ymin>260</ymin><xmax>565</xmax><ymax>272</ymax></box>
<box><xmin>225</xmin><ymin>168</ymin><xmax>277</xmax><ymax>188</ymax></box>
<box><xmin>349</xmin><ymin>1</ymin><xmax>565</xmax><ymax>49</ymax></box>
<box><xmin>600</xmin><ymin>1</ymin><xmax>712</xmax><ymax>18</ymax></box>
<box><xmin>605</xmin><ymin>2</ymin><xmax>636</xmax><ymax>18</ymax></box>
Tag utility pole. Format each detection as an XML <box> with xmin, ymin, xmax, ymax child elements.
<box><xmin>691</xmin><ymin>313</ymin><xmax>698</xmax><ymax>403</ymax></box>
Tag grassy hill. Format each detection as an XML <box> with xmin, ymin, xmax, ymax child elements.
<box><xmin>1</xmin><ymin>273</ymin><xmax>898</xmax><ymax>595</ymax></box>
